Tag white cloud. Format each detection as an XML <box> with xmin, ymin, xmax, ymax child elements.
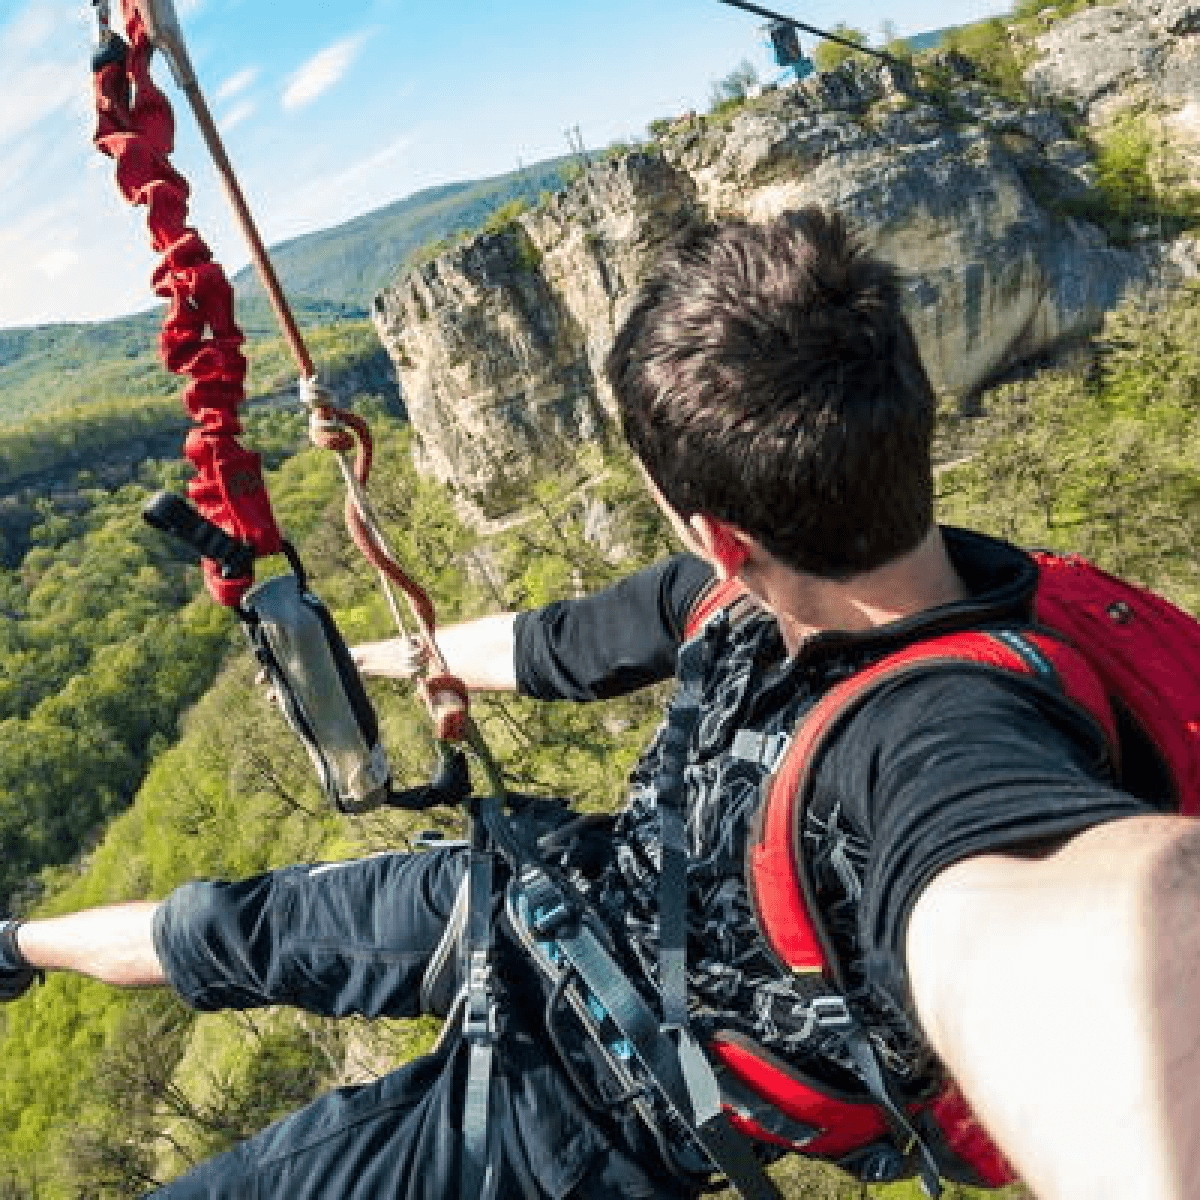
<box><xmin>268</xmin><ymin>131</ymin><xmax>419</xmax><ymax>240</ymax></box>
<box><xmin>0</xmin><ymin>200</ymin><xmax>157</xmax><ymax>326</ymax></box>
<box><xmin>37</xmin><ymin>247</ymin><xmax>80</xmax><ymax>280</ymax></box>
<box><xmin>334</xmin><ymin>134</ymin><xmax>419</xmax><ymax>189</ymax></box>
<box><xmin>216</xmin><ymin>67</ymin><xmax>260</xmax><ymax>103</ymax></box>
<box><xmin>219</xmin><ymin>100</ymin><xmax>256</xmax><ymax>134</ymax></box>
<box><xmin>0</xmin><ymin>139</ymin><xmax>164</xmax><ymax>327</ymax></box>
<box><xmin>0</xmin><ymin>137</ymin><xmax>39</xmax><ymax>198</ymax></box>
<box><xmin>282</xmin><ymin>34</ymin><xmax>368</xmax><ymax>112</ymax></box>
<box><xmin>8</xmin><ymin>3</ymin><xmax>57</xmax><ymax>51</ymax></box>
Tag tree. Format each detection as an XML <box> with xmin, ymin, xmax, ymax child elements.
<box><xmin>813</xmin><ymin>24</ymin><xmax>868</xmax><ymax>73</ymax></box>
<box><xmin>708</xmin><ymin>59</ymin><xmax>759</xmax><ymax>113</ymax></box>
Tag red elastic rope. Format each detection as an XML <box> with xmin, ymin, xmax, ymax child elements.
<box><xmin>93</xmin><ymin>5</ymin><xmax>283</xmax><ymax>605</ymax></box>
<box><xmin>312</xmin><ymin>400</ymin><xmax>472</xmax><ymax>740</ymax></box>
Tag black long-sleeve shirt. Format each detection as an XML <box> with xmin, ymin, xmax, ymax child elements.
<box><xmin>514</xmin><ymin>554</ymin><xmax>713</xmax><ymax>701</ymax></box>
<box><xmin>511</xmin><ymin>533</ymin><xmax>1150</xmax><ymax>1051</ymax></box>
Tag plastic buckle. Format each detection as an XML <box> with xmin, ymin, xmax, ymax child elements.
<box><xmin>413</xmin><ymin>830</ymin><xmax>469</xmax><ymax>851</ymax></box>
<box><xmin>519</xmin><ymin>869</ymin><xmax>576</xmax><ymax>938</ymax></box>
<box><xmin>811</xmin><ymin>996</ymin><xmax>854</xmax><ymax>1031</ymax></box>
<box><xmin>463</xmin><ymin>951</ymin><xmax>496</xmax><ymax>1041</ymax></box>
<box><xmin>531</xmin><ymin>897</ymin><xmax>575</xmax><ymax>938</ymax></box>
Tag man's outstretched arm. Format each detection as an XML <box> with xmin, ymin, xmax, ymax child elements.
<box><xmin>352</xmin><ymin>554</ymin><xmax>712</xmax><ymax>703</ymax></box>
<box><xmin>907</xmin><ymin>813</ymin><xmax>1200</xmax><ymax>1200</ymax></box>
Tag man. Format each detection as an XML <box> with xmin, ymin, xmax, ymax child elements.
<box><xmin>3</xmin><ymin>209</ymin><xmax>1196</xmax><ymax>1199</ymax></box>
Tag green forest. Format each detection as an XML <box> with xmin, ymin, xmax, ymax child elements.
<box><xmin>0</xmin><ymin>279</ymin><xmax>1197</xmax><ymax>1198</ymax></box>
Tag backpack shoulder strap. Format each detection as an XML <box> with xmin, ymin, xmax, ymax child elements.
<box><xmin>685</xmin><ymin>578</ymin><xmax>763</xmax><ymax>641</ymax></box>
<box><xmin>748</xmin><ymin>627</ymin><xmax>1119</xmax><ymax>980</ymax></box>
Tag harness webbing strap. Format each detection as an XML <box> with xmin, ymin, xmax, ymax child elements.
<box><xmin>516</xmin><ymin>863</ymin><xmax>782</xmax><ymax>1200</ymax></box>
<box><xmin>461</xmin><ymin>804</ymin><xmax>500</xmax><ymax>1200</ymax></box>
<box><xmin>836</xmin><ymin>1016</ymin><xmax>943</xmax><ymax>1197</ymax></box>
<box><xmin>658</xmin><ymin>800</ymin><xmax>689</xmax><ymax>1030</ymax></box>
<box><xmin>92</xmin><ymin>3</ymin><xmax>283</xmax><ymax>606</ymax></box>
<box><xmin>657</xmin><ymin>635</ymin><xmax>709</xmax><ymax>1031</ymax></box>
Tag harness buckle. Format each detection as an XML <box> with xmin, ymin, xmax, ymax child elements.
<box><xmin>519</xmin><ymin>867</ymin><xmax>577</xmax><ymax>938</ymax></box>
<box><xmin>531</xmin><ymin>899</ymin><xmax>575</xmax><ymax>938</ymax></box>
<box><xmin>811</xmin><ymin>995</ymin><xmax>854</xmax><ymax>1032</ymax></box>
<box><xmin>729</xmin><ymin>730</ymin><xmax>792</xmax><ymax>771</ymax></box>
<box><xmin>463</xmin><ymin>950</ymin><xmax>497</xmax><ymax>1042</ymax></box>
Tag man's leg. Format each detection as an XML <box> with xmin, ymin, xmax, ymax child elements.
<box><xmin>10</xmin><ymin>903</ymin><xmax>164</xmax><ymax>987</ymax></box>
<box><xmin>151</xmin><ymin>1045</ymin><xmax>464</xmax><ymax>1200</ymax></box>
<box><xmin>153</xmin><ymin>849</ymin><xmax>465</xmax><ymax>1017</ymax></box>
<box><xmin>2</xmin><ymin>847</ymin><xmax>466</xmax><ymax>1018</ymax></box>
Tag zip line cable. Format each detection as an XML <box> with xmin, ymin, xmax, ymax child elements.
<box><xmin>715</xmin><ymin>0</ymin><xmax>903</xmax><ymax>67</ymax></box>
<box><xmin>712</xmin><ymin>0</ymin><xmax>1043</xmax><ymax>126</ymax></box>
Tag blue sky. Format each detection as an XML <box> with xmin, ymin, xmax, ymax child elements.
<box><xmin>0</xmin><ymin>0</ymin><xmax>1012</xmax><ymax>329</ymax></box>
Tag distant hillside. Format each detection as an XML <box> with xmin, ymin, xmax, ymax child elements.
<box><xmin>0</xmin><ymin>155</ymin><xmax>573</xmax><ymax>425</ymax></box>
<box><xmin>905</xmin><ymin>26</ymin><xmax>954</xmax><ymax>52</ymax></box>
<box><xmin>0</xmin><ymin>298</ymin><xmax>356</xmax><ymax>426</ymax></box>
<box><xmin>232</xmin><ymin>157</ymin><xmax>574</xmax><ymax>314</ymax></box>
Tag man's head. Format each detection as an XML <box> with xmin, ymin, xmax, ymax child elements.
<box><xmin>606</xmin><ymin>208</ymin><xmax>937</xmax><ymax>580</ymax></box>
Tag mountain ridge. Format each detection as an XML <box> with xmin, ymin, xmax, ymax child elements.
<box><xmin>229</xmin><ymin>157</ymin><xmax>574</xmax><ymax>313</ymax></box>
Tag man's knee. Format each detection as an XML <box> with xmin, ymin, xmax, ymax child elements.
<box><xmin>155</xmin><ymin>875</ymin><xmax>278</xmax><ymax>1010</ymax></box>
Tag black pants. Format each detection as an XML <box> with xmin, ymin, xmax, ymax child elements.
<box><xmin>150</xmin><ymin>849</ymin><xmax>696</xmax><ymax>1199</ymax></box>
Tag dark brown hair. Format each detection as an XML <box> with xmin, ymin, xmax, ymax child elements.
<box><xmin>606</xmin><ymin>209</ymin><xmax>936</xmax><ymax>579</ymax></box>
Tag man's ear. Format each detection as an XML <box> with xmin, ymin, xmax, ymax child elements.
<box><xmin>688</xmin><ymin>514</ymin><xmax>753</xmax><ymax>580</ymax></box>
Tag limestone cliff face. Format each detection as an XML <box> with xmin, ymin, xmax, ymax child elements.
<box><xmin>1025</xmin><ymin>0</ymin><xmax>1200</xmax><ymax>198</ymax></box>
<box><xmin>521</xmin><ymin>153</ymin><xmax>698</xmax><ymax>419</ymax></box>
<box><xmin>373</xmin><ymin>14</ymin><xmax>1196</xmax><ymax>509</ymax></box>
<box><xmin>372</xmin><ymin>154</ymin><xmax>697</xmax><ymax>501</ymax></box>
<box><xmin>1025</xmin><ymin>0</ymin><xmax>1200</xmax><ymax>122</ymax></box>
<box><xmin>372</xmin><ymin>227</ymin><xmax>604</xmax><ymax>498</ymax></box>
<box><xmin>659</xmin><ymin>61</ymin><xmax>1145</xmax><ymax>399</ymax></box>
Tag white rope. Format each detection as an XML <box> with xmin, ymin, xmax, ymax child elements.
<box><xmin>331</xmin><ymin>451</ymin><xmax>409</xmax><ymax>637</ymax></box>
<box><xmin>298</xmin><ymin>375</ymin><xmax>332</xmax><ymax>409</ymax></box>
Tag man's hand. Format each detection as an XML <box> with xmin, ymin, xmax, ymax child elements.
<box><xmin>352</xmin><ymin>636</ymin><xmax>428</xmax><ymax>680</ymax></box>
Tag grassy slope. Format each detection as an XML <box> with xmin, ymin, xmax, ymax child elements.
<box><xmin>231</xmin><ymin>157</ymin><xmax>573</xmax><ymax>314</ymax></box>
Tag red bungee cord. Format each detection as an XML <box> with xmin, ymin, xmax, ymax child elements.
<box><xmin>91</xmin><ymin>0</ymin><xmax>282</xmax><ymax>606</ymax></box>
<box><xmin>307</xmin><ymin>401</ymin><xmax>471</xmax><ymax>744</ymax></box>
<box><xmin>90</xmin><ymin>0</ymin><xmax>484</xmax><ymax>758</ymax></box>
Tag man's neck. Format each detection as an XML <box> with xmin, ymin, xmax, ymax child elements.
<box><xmin>744</xmin><ymin>527</ymin><xmax>970</xmax><ymax>656</ymax></box>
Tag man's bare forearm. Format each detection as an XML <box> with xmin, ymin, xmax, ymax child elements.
<box><xmin>353</xmin><ymin>612</ymin><xmax>519</xmax><ymax>692</ymax></box>
<box><xmin>908</xmin><ymin>814</ymin><xmax>1200</xmax><ymax>1199</ymax></box>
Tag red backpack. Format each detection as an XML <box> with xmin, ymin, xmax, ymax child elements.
<box><xmin>692</xmin><ymin>551</ymin><xmax>1200</xmax><ymax>1187</ymax></box>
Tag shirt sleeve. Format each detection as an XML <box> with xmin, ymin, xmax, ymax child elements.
<box><xmin>513</xmin><ymin>554</ymin><xmax>714</xmax><ymax>701</ymax></box>
<box><xmin>813</xmin><ymin>669</ymin><xmax>1155</xmax><ymax>1020</ymax></box>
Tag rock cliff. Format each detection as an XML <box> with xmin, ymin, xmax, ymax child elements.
<box><xmin>1025</xmin><ymin>0</ymin><xmax>1200</xmax><ymax>205</ymax></box>
<box><xmin>1025</xmin><ymin>0</ymin><xmax>1200</xmax><ymax>123</ymax></box>
<box><xmin>373</xmin><ymin>9</ymin><xmax>1198</xmax><ymax>509</ymax></box>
